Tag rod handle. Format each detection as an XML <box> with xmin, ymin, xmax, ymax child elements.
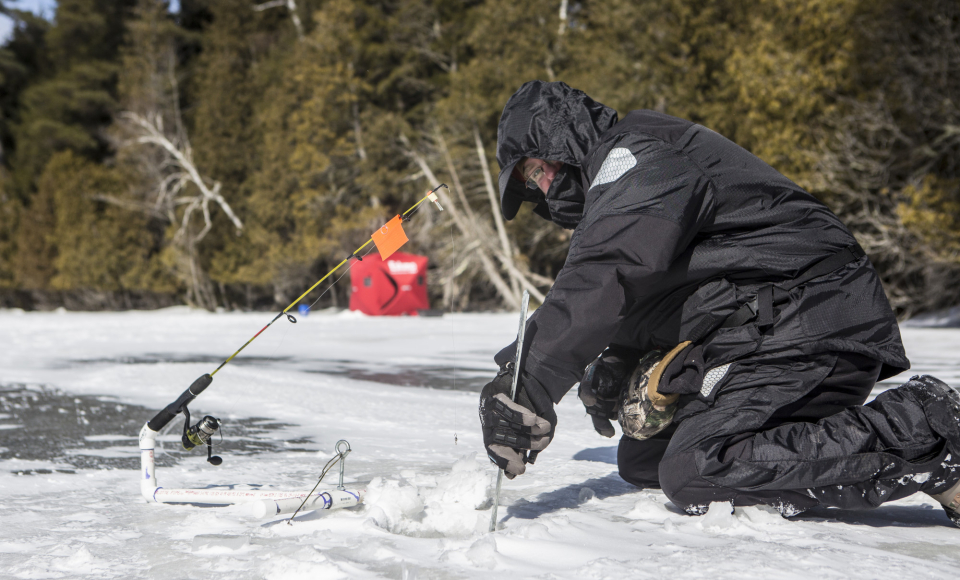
<box><xmin>147</xmin><ymin>374</ymin><xmax>213</xmax><ymax>431</ymax></box>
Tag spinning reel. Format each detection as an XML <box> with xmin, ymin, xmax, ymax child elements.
<box><xmin>179</xmin><ymin>404</ymin><xmax>222</xmax><ymax>466</ymax></box>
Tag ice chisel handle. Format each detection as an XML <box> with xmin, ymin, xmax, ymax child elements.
<box><xmin>490</xmin><ymin>291</ymin><xmax>530</xmax><ymax>533</ymax></box>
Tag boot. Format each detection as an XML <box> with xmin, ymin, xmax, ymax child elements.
<box><xmin>929</xmin><ymin>478</ymin><xmax>960</xmax><ymax>528</ymax></box>
<box><xmin>914</xmin><ymin>374</ymin><xmax>960</xmax><ymax>528</ymax></box>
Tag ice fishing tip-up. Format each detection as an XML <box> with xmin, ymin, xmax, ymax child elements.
<box><xmin>142</xmin><ymin>185</ymin><xmax>447</xmax><ymax>465</ymax></box>
<box><xmin>136</xmin><ymin>185</ymin><xmax>446</xmax><ymax>515</ymax></box>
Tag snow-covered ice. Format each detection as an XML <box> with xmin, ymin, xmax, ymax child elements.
<box><xmin>1</xmin><ymin>308</ymin><xmax>959</xmax><ymax>579</ymax></box>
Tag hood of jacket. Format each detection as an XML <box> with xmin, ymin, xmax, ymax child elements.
<box><xmin>496</xmin><ymin>81</ymin><xmax>618</xmax><ymax>228</ymax></box>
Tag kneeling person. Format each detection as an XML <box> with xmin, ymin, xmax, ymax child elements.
<box><xmin>478</xmin><ymin>80</ymin><xmax>960</xmax><ymax>525</ymax></box>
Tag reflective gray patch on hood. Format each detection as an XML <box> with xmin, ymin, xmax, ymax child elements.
<box><xmin>589</xmin><ymin>147</ymin><xmax>637</xmax><ymax>190</ymax></box>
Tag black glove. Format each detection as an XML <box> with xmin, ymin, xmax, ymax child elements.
<box><xmin>578</xmin><ymin>346</ymin><xmax>640</xmax><ymax>437</ymax></box>
<box><xmin>479</xmin><ymin>363</ymin><xmax>557</xmax><ymax>479</ymax></box>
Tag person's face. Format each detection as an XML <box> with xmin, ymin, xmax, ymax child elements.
<box><xmin>518</xmin><ymin>158</ymin><xmax>563</xmax><ymax>194</ymax></box>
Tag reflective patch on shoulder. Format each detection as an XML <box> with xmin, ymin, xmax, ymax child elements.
<box><xmin>700</xmin><ymin>363</ymin><xmax>732</xmax><ymax>397</ymax></box>
<box><xmin>590</xmin><ymin>147</ymin><xmax>637</xmax><ymax>190</ymax></box>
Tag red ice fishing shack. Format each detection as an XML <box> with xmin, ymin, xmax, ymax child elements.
<box><xmin>349</xmin><ymin>251</ymin><xmax>429</xmax><ymax>315</ymax></box>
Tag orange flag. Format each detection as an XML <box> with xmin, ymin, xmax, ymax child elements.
<box><xmin>371</xmin><ymin>215</ymin><xmax>408</xmax><ymax>260</ymax></box>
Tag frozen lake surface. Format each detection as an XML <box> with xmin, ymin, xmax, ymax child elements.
<box><xmin>1</xmin><ymin>308</ymin><xmax>959</xmax><ymax>579</ymax></box>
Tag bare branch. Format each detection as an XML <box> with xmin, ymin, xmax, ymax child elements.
<box><xmin>474</xmin><ymin>125</ymin><xmax>522</xmax><ymax>295</ymax></box>
<box><xmin>88</xmin><ymin>193</ymin><xmax>167</xmax><ymax>220</ymax></box>
<box><xmin>497</xmin><ymin>255</ymin><xmax>547</xmax><ymax>303</ymax></box>
<box><xmin>122</xmin><ymin>112</ymin><xmax>243</xmax><ymax>234</ymax></box>
<box><xmin>399</xmin><ymin>132</ymin><xmax>521</xmax><ymax>310</ymax></box>
<box><xmin>352</xmin><ymin>101</ymin><xmax>367</xmax><ymax>160</ymax></box>
<box><xmin>558</xmin><ymin>0</ymin><xmax>568</xmax><ymax>36</ymax></box>
<box><xmin>434</xmin><ymin>128</ymin><xmax>479</xmax><ymax>224</ymax></box>
<box><xmin>253</xmin><ymin>0</ymin><xmax>285</xmax><ymax>11</ymax></box>
<box><xmin>254</xmin><ymin>0</ymin><xmax>304</xmax><ymax>40</ymax></box>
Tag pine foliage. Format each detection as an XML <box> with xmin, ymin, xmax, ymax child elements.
<box><xmin>0</xmin><ymin>0</ymin><xmax>956</xmax><ymax>316</ymax></box>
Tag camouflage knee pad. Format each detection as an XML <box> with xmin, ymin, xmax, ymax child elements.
<box><xmin>619</xmin><ymin>342</ymin><xmax>690</xmax><ymax>440</ymax></box>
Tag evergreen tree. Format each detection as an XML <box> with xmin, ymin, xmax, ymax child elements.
<box><xmin>183</xmin><ymin>0</ymin><xmax>286</xmax><ymax>307</ymax></box>
<box><xmin>0</xmin><ymin>8</ymin><xmax>50</xmax><ymax>169</ymax></box>
<box><xmin>816</xmin><ymin>0</ymin><xmax>960</xmax><ymax>316</ymax></box>
<box><xmin>43</xmin><ymin>151</ymin><xmax>168</xmax><ymax>298</ymax></box>
<box><xmin>215</xmin><ymin>0</ymin><xmax>405</xmax><ymax>306</ymax></box>
<box><xmin>0</xmin><ymin>0</ymin><xmax>954</xmax><ymax>314</ymax></box>
<box><xmin>0</xmin><ymin>8</ymin><xmax>49</xmax><ymax>289</ymax></box>
<box><xmin>114</xmin><ymin>0</ymin><xmax>247</xmax><ymax>309</ymax></box>
<box><xmin>7</xmin><ymin>0</ymin><xmax>137</xmax><ymax>294</ymax></box>
<box><xmin>11</xmin><ymin>0</ymin><xmax>137</xmax><ymax>193</ymax></box>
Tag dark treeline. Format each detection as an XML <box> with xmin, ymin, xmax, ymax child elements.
<box><xmin>0</xmin><ymin>0</ymin><xmax>957</xmax><ymax>316</ymax></box>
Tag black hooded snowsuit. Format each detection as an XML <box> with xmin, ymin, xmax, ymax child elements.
<box><xmin>494</xmin><ymin>81</ymin><xmax>960</xmax><ymax>515</ymax></box>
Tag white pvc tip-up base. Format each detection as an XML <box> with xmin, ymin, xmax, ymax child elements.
<box><xmin>138</xmin><ymin>422</ymin><xmax>363</xmax><ymax>518</ymax></box>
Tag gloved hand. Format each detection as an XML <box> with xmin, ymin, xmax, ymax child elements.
<box><xmin>479</xmin><ymin>363</ymin><xmax>557</xmax><ymax>479</ymax></box>
<box><xmin>578</xmin><ymin>346</ymin><xmax>640</xmax><ymax>437</ymax></box>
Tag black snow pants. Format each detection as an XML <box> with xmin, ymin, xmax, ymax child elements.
<box><xmin>617</xmin><ymin>352</ymin><xmax>960</xmax><ymax>515</ymax></box>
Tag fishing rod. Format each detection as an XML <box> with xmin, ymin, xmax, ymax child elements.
<box><xmin>137</xmin><ymin>184</ymin><xmax>446</xmax><ymax>514</ymax></box>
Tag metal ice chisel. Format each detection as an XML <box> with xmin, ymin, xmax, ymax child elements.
<box><xmin>489</xmin><ymin>290</ymin><xmax>530</xmax><ymax>532</ymax></box>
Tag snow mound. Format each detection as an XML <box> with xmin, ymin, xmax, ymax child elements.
<box><xmin>578</xmin><ymin>487</ymin><xmax>596</xmax><ymax>503</ymax></box>
<box><xmin>697</xmin><ymin>502</ymin><xmax>788</xmax><ymax>534</ymax></box>
<box><xmin>464</xmin><ymin>535</ymin><xmax>499</xmax><ymax>568</ymax></box>
<box><xmin>261</xmin><ymin>548</ymin><xmax>348</xmax><ymax>580</ymax></box>
<box><xmin>699</xmin><ymin>501</ymin><xmax>737</xmax><ymax>530</ymax></box>
<box><xmin>364</xmin><ymin>453</ymin><xmax>493</xmax><ymax>537</ymax></box>
<box><xmin>625</xmin><ymin>494</ymin><xmax>672</xmax><ymax>522</ymax></box>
